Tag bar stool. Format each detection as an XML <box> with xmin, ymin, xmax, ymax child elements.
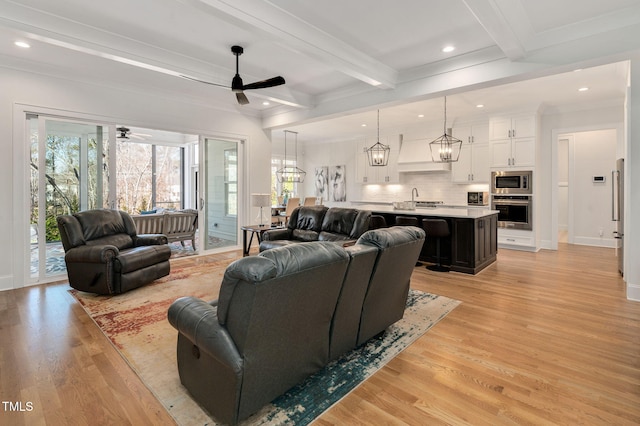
<box><xmin>394</xmin><ymin>216</ymin><xmax>418</xmax><ymax>227</ymax></box>
<box><xmin>369</xmin><ymin>215</ymin><xmax>388</xmax><ymax>230</ymax></box>
<box><xmin>423</xmin><ymin>219</ymin><xmax>450</xmax><ymax>272</ymax></box>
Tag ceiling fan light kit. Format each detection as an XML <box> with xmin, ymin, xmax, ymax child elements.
<box><xmin>366</xmin><ymin>109</ymin><xmax>390</xmax><ymax>167</ymax></box>
<box><xmin>429</xmin><ymin>96</ymin><xmax>462</xmax><ymax>163</ymax></box>
<box><xmin>276</xmin><ymin>130</ymin><xmax>306</xmax><ymax>183</ymax></box>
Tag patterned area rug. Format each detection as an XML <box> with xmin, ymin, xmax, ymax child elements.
<box><xmin>70</xmin><ymin>259</ymin><xmax>460</xmax><ymax>425</ymax></box>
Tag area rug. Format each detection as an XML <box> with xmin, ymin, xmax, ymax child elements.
<box><xmin>70</xmin><ymin>259</ymin><xmax>460</xmax><ymax>425</ymax></box>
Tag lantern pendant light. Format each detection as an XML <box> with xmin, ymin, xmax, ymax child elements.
<box><xmin>276</xmin><ymin>130</ymin><xmax>306</xmax><ymax>183</ymax></box>
<box><xmin>429</xmin><ymin>96</ymin><xmax>462</xmax><ymax>163</ymax></box>
<box><xmin>366</xmin><ymin>110</ymin><xmax>390</xmax><ymax>167</ymax></box>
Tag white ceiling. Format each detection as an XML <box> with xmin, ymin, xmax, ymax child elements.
<box><xmin>2</xmin><ymin>0</ymin><xmax>639</xmax><ymax>142</ymax></box>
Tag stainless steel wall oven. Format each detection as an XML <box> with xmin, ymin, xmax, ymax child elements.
<box><xmin>492</xmin><ymin>195</ymin><xmax>532</xmax><ymax>230</ymax></box>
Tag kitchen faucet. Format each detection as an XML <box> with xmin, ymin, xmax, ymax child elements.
<box><xmin>412</xmin><ymin>187</ymin><xmax>419</xmax><ymax>202</ymax></box>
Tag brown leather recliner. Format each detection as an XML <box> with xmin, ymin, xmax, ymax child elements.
<box><xmin>56</xmin><ymin>209</ymin><xmax>172</xmax><ymax>295</ymax></box>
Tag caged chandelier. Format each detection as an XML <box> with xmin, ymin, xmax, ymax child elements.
<box><xmin>366</xmin><ymin>109</ymin><xmax>390</xmax><ymax>167</ymax></box>
<box><xmin>429</xmin><ymin>96</ymin><xmax>462</xmax><ymax>163</ymax></box>
<box><xmin>276</xmin><ymin>130</ymin><xmax>306</xmax><ymax>183</ymax></box>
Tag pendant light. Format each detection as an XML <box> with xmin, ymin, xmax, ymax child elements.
<box><xmin>366</xmin><ymin>110</ymin><xmax>390</xmax><ymax>167</ymax></box>
<box><xmin>276</xmin><ymin>130</ymin><xmax>306</xmax><ymax>183</ymax></box>
<box><xmin>429</xmin><ymin>96</ymin><xmax>462</xmax><ymax>163</ymax></box>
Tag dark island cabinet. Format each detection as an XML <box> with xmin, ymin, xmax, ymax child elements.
<box><xmin>370</xmin><ymin>210</ymin><xmax>498</xmax><ymax>275</ymax></box>
<box><xmin>450</xmin><ymin>215</ymin><xmax>498</xmax><ymax>274</ymax></box>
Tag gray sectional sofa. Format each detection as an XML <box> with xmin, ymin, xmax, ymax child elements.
<box><xmin>167</xmin><ymin>225</ymin><xmax>425</xmax><ymax>424</ymax></box>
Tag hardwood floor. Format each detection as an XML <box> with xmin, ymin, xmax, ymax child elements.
<box><xmin>1</xmin><ymin>244</ymin><xmax>638</xmax><ymax>425</ymax></box>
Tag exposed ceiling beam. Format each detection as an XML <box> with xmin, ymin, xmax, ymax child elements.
<box><xmin>462</xmin><ymin>0</ymin><xmax>528</xmax><ymax>61</ymax></box>
<box><xmin>181</xmin><ymin>0</ymin><xmax>398</xmax><ymax>89</ymax></box>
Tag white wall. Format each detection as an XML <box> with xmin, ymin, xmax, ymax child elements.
<box><xmin>626</xmin><ymin>58</ymin><xmax>640</xmax><ymax>301</ymax></box>
<box><xmin>539</xmin><ymin>104</ymin><xmax>624</xmax><ymax>248</ymax></box>
<box><xmin>2</xmin><ymin>67</ymin><xmax>272</xmax><ymax>290</ymax></box>
<box><xmin>558</xmin><ymin>138</ymin><xmax>569</xmax><ymax>231</ymax></box>
<box><xmin>566</xmin><ymin>129</ymin><xmax>617</xmax><ymax>247</ymax></box>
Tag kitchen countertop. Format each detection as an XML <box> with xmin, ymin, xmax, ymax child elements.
<box><xmin>356</xmin><ymin>204</ymin><xmax>499</xmax><ymax>219</ymax></box>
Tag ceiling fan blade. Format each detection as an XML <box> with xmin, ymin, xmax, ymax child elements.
<box><xmin>236</xmin><ymin>92</ymin><xmax>250</xmax><ymax>105</ymax></box>
<box><xmin>180</xmin><ymin>74</ymin><xmax>229</xmax><ymax>89</ymax></box>
<box><xmin>242</xmin><ymin>76</ymin><xmax>285</xmax><ymax>91</ymax></box>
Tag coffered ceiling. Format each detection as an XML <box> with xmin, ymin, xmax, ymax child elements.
<box><xmin>2</xmin><ymin>0</ymin><xmax>639</xmax><ymax>141</ymax></box>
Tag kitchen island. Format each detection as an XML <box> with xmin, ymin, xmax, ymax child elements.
<box><xmin>357</xmin><ymin>204</ymin><xmax>499</xmax><ymax>274</ymax></box>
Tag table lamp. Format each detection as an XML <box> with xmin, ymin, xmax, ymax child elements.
<box><xmin>251</xmin><ymin>193</ymin><xmax>271</xmax><ymax>227</ymax></box>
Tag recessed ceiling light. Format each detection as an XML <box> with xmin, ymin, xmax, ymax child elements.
<box><xmin>361</xmin><ymin>124</ymin><xmax>367</xmax><ymax>127</ymax></box>
<box><xmin>418</xmin><ymin>114</ymin><xmax>424</xmax><ymax>118</ymax></box>
<box><xmin>262</xmin><ymin>101</ymin><xmax>270</xmax><ymax>106</ymax></box>
<box><xmin>442</xmin><ymin>45</ymin><xmax>455</xmax><ymax>53</ymax></box>
<box><xmin>15</xmin><ymin>41</ymin><xmax>30</xmax><ymax>48</ymax></box>
<box><xmin>476</xmin><ymin>104</ymin><xmax>484</xmax><ymax>108</ymax></box>
<box><xmin>578</xmin><ymin>87</ymin><xmax>589</xmax><ymax>92</ymax></box>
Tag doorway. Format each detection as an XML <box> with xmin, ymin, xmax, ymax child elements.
<box><xmin>200</xmin><ymin>137</ymin><xmax>243</xmax><ymax>251</ymax></box>
<box><xmin>556</xmin><ymin>128</ymin><xmax>618</xmax><ymax>248</ymax></box>
<box><xmin>28</xmin><ymin>115</ymin><xmax>114</xmax><ymax>282</ymax></box>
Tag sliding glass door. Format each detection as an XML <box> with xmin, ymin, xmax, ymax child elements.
<box><xmin>29</xmin><ymin>115</ymin><xmax>114</xmax><ymax>281</ymax></box>
<box><xmin>200</xmin><ymin>137</ymin><xmax>242</xmax><ymax>251</ymax></box>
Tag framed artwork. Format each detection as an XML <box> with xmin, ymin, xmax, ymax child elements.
<box><xmin>329</xmin><ymin>165</ymin><xmax>346</xmax><ymax>202</ymax></box>
<box><xmin>314</xmin><ymin>166</ymin><xmax>328</xmax><ymax>201</ymax></box>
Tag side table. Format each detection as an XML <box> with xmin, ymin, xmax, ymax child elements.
<box><xmin>241</xmin><ymin>225</ymin><xmax>284</xmax><ymax>256</ymax></box>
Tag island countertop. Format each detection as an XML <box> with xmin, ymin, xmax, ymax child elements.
<box><xmin>355</xmin><ymin>204</ymin><xmax>499</xmax><ymax>219</ymax></box>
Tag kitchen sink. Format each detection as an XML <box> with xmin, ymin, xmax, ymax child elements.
<box><xmin>393</xmin><ymin>201</ymin><xmax>416</xmax><ymax>210</ymax></box>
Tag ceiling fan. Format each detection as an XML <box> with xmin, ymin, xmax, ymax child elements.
<box><xmin>181</xmin><ymin>45</ymin><xmax>285</xmax><ymax>105</ymax></box>
<box><xmin>117</xmin><ymin>127</ymin><xmax>151</xmax><ymax>140</ymax></box>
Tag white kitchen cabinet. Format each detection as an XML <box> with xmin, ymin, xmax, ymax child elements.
<box><xmin>489</xmin><ymin>114</ymin><xmax>536</xmax><ymax>168</ymax></box>
<box><xmin>451</xmin><ymin>123</ymin><xmax>491</xmax><ymax>183</ymax></box>
<box><xmin>355</xmin><ymin>136</ymin><xmax>399</xmax><ymax>184</ymax></box>
<box><xmin>497</xmin><ymin>229</ymin><xmax>537</xmax><ymax>251</ymax></box>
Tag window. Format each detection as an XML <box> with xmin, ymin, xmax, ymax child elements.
<box><xmin>271</xmin><ymin>156</ymin><xmax>298</xmax><ymax>205</ymax></box>
<box><xmin>225</xmin><ymin>148</ymin><xmax>237</xmax><ymax>216</ymax></box>
<box><xmin>116</xmin><ymin>140</ymin><xmax>185</xmax><ymax>213</ymax></box>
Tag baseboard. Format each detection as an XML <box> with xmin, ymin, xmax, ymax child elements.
<box><xmin>539</xmin><ymin>239</ymin><xmax>553</xmax><ymax>250</ymax></box>
<box><xmin>0</xmin><ymin>274</ymin><xmax>14</xmax><ymax>291</ymax></box>
<box><xmin>627</xmin><ymin>283</ymin><xmax>640</xmax><ymax>302</ymax></box>
<box><xmin>573</xmin><ymin>236</ymin><xmax>616</xmax><ymax>248</ymax></box>
<box><xmin>498</xmin><ymin>243</ymin><xmax>539</xmax><ymax>252</ymax></box>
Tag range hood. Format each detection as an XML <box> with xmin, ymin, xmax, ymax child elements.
<box><xmin>397</xmin><ymin>135</ymin><xmax>451</xmax><ymax>172</ymax></box>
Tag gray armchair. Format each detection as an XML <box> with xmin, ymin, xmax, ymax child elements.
<box><xmin>56</xmin><ymin>209</ymin><xmax>171</xmax><ymax>295</ymax></box>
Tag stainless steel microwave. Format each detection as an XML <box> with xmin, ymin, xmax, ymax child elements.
<box><xmin>491</xmin><ymin>170</ymin><xmax>532</xmax><ymax>194</ymax></box>
<box><xmin>467</xmin><ymin>191</ymin><xmax>489</xmax><ymax>206</ymax></box>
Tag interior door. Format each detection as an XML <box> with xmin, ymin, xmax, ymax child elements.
<box><xmin>199</xmin><ymin>136</ymin><xmax>242</xmax><ymax>251</ymax></box>
<box><xmin>29</xmin><ymin>115</ymin><xmax>113</xmax><ymax>282</ymax></box>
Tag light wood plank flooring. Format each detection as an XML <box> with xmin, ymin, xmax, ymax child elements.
<box><xmin>1</xmin><ymin>244</ymin><xmax>638</xmax><ymax>425</ymax></box>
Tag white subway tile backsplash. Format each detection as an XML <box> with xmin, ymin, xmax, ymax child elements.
<box><xmin>360</xmin><ymin>172</ymin><xmax>489</xmax><ymax>206</ymax></box>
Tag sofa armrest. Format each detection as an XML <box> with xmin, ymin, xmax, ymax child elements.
<box><xmin>134</xmin><ymin>233</ymin><xmax>168</xmax><ymax>246</ymax></box>
<box><xmin>168</xmin><ymin>297</ymin><xmax>243</xmax><ymax>374</ymax></box>
<box><xmin>261</xmin><ymin>228</ymin><xmax>292</xmax><ymax>241</ymax></box>
<box><xmin>64</xmin><ymin>245</ymin><xmax>119</xmax><ymax>263</ymax></box>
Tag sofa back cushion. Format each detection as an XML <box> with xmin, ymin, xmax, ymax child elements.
<box><xmin>356</xmin><ymin>226</ymin><xmax>426</xmax><ymax>345</ymax></box>
<box><xmin>66</xmin><ymin>209</ymin><xmax>136</xmax><ymax>250</ymax></box>
<box><xmin>319</xmin><ymin>208</ymin><xmax>371</xmax><ymax>241</ymax></box>
<box><xmin>217</xmin><ymin>242</ymin><xmax>350</xmax><ymax>419</ymax></box>
<box><xmin>289</xmin><ymin>205</ymin><xmax>327</xmax><ymax>232</ymax></box>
